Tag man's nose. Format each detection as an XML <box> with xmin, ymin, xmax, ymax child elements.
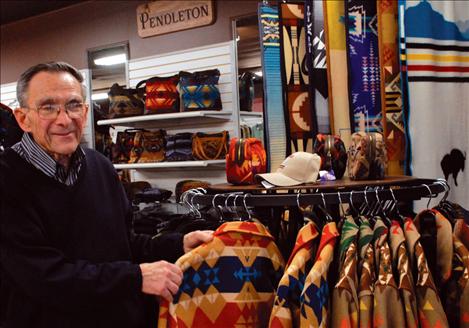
<box><xmin>54</xmin><ymin>108</ymin><xmax>73</xmax><ymax>124</ymax></box>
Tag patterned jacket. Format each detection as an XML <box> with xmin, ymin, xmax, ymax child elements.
<box><xmin>331</xmin><ymin>217</ymin><xmax>359</xmax><ymax>328</ymax></box>
<box><xmin>300</xmin><ymin>222</ymin><xmax>339</xmax><ymax>327</ymax></box>
<box><xmin>443</xmin><ymin>219</ymin><xmax>469</xmax><ymax>328</ymax></box>
<box><xmin>389</xmin><ymin>221</ymin><xmax>418</xmax><ymax>328</ymax></box>
<box><xmin>357</xmin><ymin>218</ymin><xmax>375</xmax><ymax>328</ymax></box>
<box><xmin>373</xmin><ymin>218</ymin><xmax>405</xmax><ymax>327</ymax></box>
<box><xmin>269</xmin><ymin>222</ymin><xmax>320</xmax><ymax>328</ymax></box>
<box><xmin>158</xmin><ymin>221</ymin><xmax>285</xmax><ymax>328</ymax></box>
<box><xmin>403</xmin><ymin>218</ymin><xmax>449</xmax><ymax>328</ymax></box>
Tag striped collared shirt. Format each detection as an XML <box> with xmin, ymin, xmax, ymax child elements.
<box><xmin>11</xmin><ymin>133</ymin><xmax>85</xmax><ymax>186</ymax></box>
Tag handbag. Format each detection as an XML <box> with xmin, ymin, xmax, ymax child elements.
<box><xmin>107</xmin><ymin>83</ymin><xmax>144</xmax><ymax>118</ymax></box>
<box><xmin>347</xmin><ymin>132</ymin><xmax>387</xmax><ymax>180</ymax></box>
<box><xmin>136</xmin><ymin>75</ymin><xmax>180</xmax><ymax>115</ymax></box>
<box><xmin>192</xmin><ymin>131</ymin><xmax>229</xmax><ymax>160</ymax></box>
<box><xmin>179</xmin><ymin>69</ymin><xmax>222</xmax><ymax>111</ymax></box>
<box><xmin>111</xmin><ymin>129</ymin><xmax>142</xmax><ymax>164</ymax></box>
<box><xmin>226</xmin><ymin>138</ymin><xmax>267</xmax><ymax>185</ymax></box>
<box><xmin>313</xmin><ymin>134</ymin><xmax>348</xmax><ymax>179</ymax></box>
<box><xmin>129</xmin><ymin>130</ymin><xmax>166</xmax><ymax>163</ymax></box>
<box><xmin>165</xmin><ymin>132</ymin><xmax>194</xmax><ymax>162</ymax></box>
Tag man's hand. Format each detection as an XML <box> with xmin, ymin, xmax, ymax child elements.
<box><xmin>183</xmin><ymin>230</ymin><xmax>214</xmax><ymax>253</ymax></box>
<box><xmin>139</xmin><ymin>261</ymin><xmax>183</xmax><ymax>301</ymax></box>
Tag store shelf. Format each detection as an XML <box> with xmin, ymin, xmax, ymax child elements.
<box><xmin>240</xmin><ymin>111</ymin><xmax>263</xmax><ymax>117</ymax></box>
<box><xmin>97</xmin><ymin>110</ymin><xmax>233</xmax><ymax>128</ymax></box>
<box><xmin>113</xmin><ymin>159</ymin><xmax>225</xmax><ymax>170</ymax></box>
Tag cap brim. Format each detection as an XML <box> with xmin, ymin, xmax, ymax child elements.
<box><xmin>256</xmin><ymin>172</ymin><xmax>304</xmax><ymax>187</ymax></box>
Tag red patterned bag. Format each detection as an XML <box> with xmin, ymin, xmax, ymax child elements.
<box><xmin>136</xmin><ymin>75</ymin><xmax>180</xmax><ymax>114</ymax></box>
<box><xmin>226</xmin><ymin>138</ymin><xmax>267</xmax><ymax>185</ymax></box>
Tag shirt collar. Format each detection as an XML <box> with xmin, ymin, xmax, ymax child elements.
<box><xmin>16</xmin><ymin>132</ymin><xmax>85</xmax><ymax>184</ymax></box>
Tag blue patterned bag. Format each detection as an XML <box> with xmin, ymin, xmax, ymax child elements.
<box><xmin>179</xmin><ymin>69</ymin><xmax>222</xmax><ymax>111</ymax></box>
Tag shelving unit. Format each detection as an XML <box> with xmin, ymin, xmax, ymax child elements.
<box><xmin>240</xmin><ymin>111</ymin><xmax>263</xmax><ymax>117</ymax></box>
<box><xmin>114</xmin><ymin>159</ymin><xmax>225</xmax><ymax>170</ymax></box>
<box><xmin>97</xmin><ymin>110</ymin><xmax>233</xmax><ymax>129</ymax></box>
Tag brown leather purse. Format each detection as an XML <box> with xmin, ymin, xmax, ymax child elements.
<box><xmin>192</xmin><ymin>131</ymin><xmax>229</xmax><ymax>160</ymax></box>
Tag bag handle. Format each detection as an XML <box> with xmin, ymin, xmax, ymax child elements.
<box><xmin>194</xmin><ymin>131</ymin><xmax>228</xmax><ymax>160</ymax></box>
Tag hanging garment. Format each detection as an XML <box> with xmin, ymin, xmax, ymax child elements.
<box><xmin>280</xmin><ymin>3</ymin><xmax>316</xmax><ymax>153</ymax></box>
<box><xmin>345</xmin><ymin>0</ymin><xmax>383</xmax><ymax>133</ymax></box>
<box><xmin>269</xmin><ymin>222</ymin><xmax>320</xmax><ymax>328</ymax></box>
<box><xmin>300</xmin><ymin>222</ymin><xmax>339</xmax><ymax>327</ymax></box>
<box><xmin>304</xmin><ymin>0</ymin><xmax>330</xmax><ymax>135</ymax></box>
<box><xmin>357</xmin><ymin>218</ymin><xmax>375</xmax><ymax>328</ymax></box>
<box><xmin>372</xmin><ymin>218</ymin><xmax>406</xmax><ymax>327</ymax></box>
<box><xmin>377</xmin><ymin>0</ymin><xmax>405</xmax><ymax>175</ymax></box>
<box><xmin>389</xmin><ymin>221</ymin><xmax>418</xmax><ymax>328</ymax></box>
<box><xmin>403</xmin><ymin>218</ymin><xmax>449</xmax><ymax>328</ymax></box>
<box><xmin>398</xmin><ymin>0</ymin><xmax>469</xmax><ymax>207</ymax></box>
<box><xmin>323</xmin><ymin>0</ymin><xmax>352</xmax><ymax>148</ymax></box>
<box><xmin>446</xmin><ymin>220</ymin><xmax>469</xmax><ymax>328</ymax></box>
<box><xmin>158</xmin><ymin>221</ymin><xmax>285</xmax><ymax>328</ymax></box>
<box><xmin>331</xmin><ymin>216</ymin><xmax>359</xmax><ymax>328</ymax></box>
<box><xmin>258</xmin><ymin>3</ymin><xmax>288</xmax><ymax>172</ymax></box>
<box><xmin>414</xmin><ymin>209</ymin><xmax>454</xmax><ymax>289</ymax></box>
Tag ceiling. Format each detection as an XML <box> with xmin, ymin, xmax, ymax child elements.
<box><xmin>1</xmin><ymin>1</ymin><xmax>83</xmax><ymax>26</ymax></box>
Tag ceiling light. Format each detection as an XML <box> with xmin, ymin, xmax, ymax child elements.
<box><xmin>91</xmin><ymin>93</ymin><xmax>108</xmax><ymax>101</ymax></box>
<box><xmin>94</xmin><ymin>53</ymin><xmax>126</xmax><ymax>66</ymax></box>
<box><xmin>255</xmin><ymin>71</ymin><xmax>263</xmax><ymax>77</ymax></box>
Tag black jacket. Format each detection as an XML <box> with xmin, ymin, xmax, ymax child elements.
<box><xmin>0</xmin><ymin>148</ymin><xmax>183</xmax><ymax>328</ymax></box>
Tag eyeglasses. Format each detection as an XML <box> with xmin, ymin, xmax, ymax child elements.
<box><xmin>29</xmin><ymin>102</ymin><xmax>86</xmax><ymax>120</ymax></box>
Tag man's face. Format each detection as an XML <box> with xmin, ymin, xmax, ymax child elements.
<box><xmin>16</xmin><ymin>71</ymin><xmax>88</xmax><ymax>158</ymax></box>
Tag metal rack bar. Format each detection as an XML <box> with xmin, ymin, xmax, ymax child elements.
<box><xmin>188</xmin><ymin>179</ymin><xmax>447</xmax><ymax>207</ymax></box>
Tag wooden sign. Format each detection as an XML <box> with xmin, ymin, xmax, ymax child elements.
<box><xmin>137</xmin><ymin>0</ymin><xmax>215</xmax><ymax>38</ymax></box>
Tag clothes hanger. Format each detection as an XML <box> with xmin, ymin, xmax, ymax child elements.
<box><xmin>317</xmin><ymin>192</ymin><xmax>334</xmax><ymax>223</ymax></box>
<box><xmin>388</xmin><ymin>188</ymin><xmax>407</xmax><ymax>225</ymax></box>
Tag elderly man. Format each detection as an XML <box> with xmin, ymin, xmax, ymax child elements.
<box><xmin>0</xmin><ymin>62</ymin><xmax>212</xmax><ymax>328</ymax></box>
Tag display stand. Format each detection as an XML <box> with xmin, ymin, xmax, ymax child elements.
<box><xmin>186</xmin><ymin>176</ymin><xmax>448</xmax><ymax>207</ymax></box>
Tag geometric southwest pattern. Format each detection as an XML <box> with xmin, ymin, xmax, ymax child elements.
<box><xmin>180</xmin><ymin>84</ymin><xmax>222</xmax><ymax>111</ymax></box>
<box><xmin>389</xmin><ymin>221</ymin><xmax>418</xmax><ymax>328</ymax></box>
<box><xmin>398</xmin><ymin>0</ymin><xmax>469</xmax><ymax>208</ymax></box>
<box><xmin>144</xmin><ymin>75</ymin><xmax>180</xmax><ymax>113</ymax></box>
<box><xmin>305</xmin><ymin>0</ymin><xmax>331</xmax><ymax>135</ymax></box>
<box><xmin>158</xmin><ymin>221</ymin><xmax>285</xmax><ymax>328</ymax></box>
<box><xmin>414</xmin><ymin>210</ymin><xmax>454</xmax><ymax>286</ymax></box>
<box><xmin>324</xmin><ymin>0</ymin><xmax>352</xmax><ymax>147</ymax></box>
<box><xmin>331</xmin><ymin>217</ymin><xmax>359</xmax><ymax>328</ymax></box>
<box><xmin>377</xmin><ymin>0</ymin><xmax>405</xmax><ymax>175</ymax></box>
<box><xmin>357</xmin><ymin>218</ymin><xmax>376</xmax><ymax>328</ymax></box>
<box><xmin>269</xmin><ymin>222</ymin><xmax>320</xmax><ymax>328</ymax></box>
<box><xmin>450</xmin><ymin>220</ymin><xmax>469</xmax><ymax>328</ymax></box>
<box><xmin>373</xmin><ymin>219</ymin><xmax>405</xmax><ymax>327</ymax></box>
<box><xmin>259</xmin><ymin>3</ymin><xmax>288</xmax><ymax>172</ymax></box>
<box><xmin>300</xmin><ymin>222</ymin><xmax>339</xmax><ymax>327</ymax></box>
<box><xmin>345</xmin><ymin>0</ymin><xmax>383</xmax><ymax>133</ymax></box>
<box><xmin>280</xmin><ymin>3</ymin><xmax>315</xmax><ymax>153</ymax></box>
<box><xmin>403</xmin><ymin>218</ymin><xmax>449</xmax><ymax>328</ymax></box>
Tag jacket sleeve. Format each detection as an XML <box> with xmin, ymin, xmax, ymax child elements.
<box><xmin>0</xmin><ymin>191</ymin><xmax>142</xmax><ymax>313</ymax></box>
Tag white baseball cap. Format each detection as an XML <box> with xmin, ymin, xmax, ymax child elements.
<box><xmin>256</xmin><ymin>152</ymin><xmax>321</xmax><ymax>186</ymax></box>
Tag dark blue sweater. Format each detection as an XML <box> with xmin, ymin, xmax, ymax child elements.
<box><xmin>0</xmin><ymin>148</ymin><xmax>184</xmax><ymax>328</ymax></box>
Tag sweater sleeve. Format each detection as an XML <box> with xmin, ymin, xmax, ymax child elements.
<box><xmin>0</xmin><ymin>191</ymin><xmax>142</xmax><ymax>313</ymax></box>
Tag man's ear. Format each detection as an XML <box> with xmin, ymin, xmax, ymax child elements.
<box><xmin>14</xmin><ymin>108</ymin><xmax>32</xmax><ymax>132</ymax></box>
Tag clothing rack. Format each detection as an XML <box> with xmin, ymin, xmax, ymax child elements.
<box><xmin>186</xmin><ymin>177</ymin><xmax>448</xmax><ymax>208</ymax></box>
